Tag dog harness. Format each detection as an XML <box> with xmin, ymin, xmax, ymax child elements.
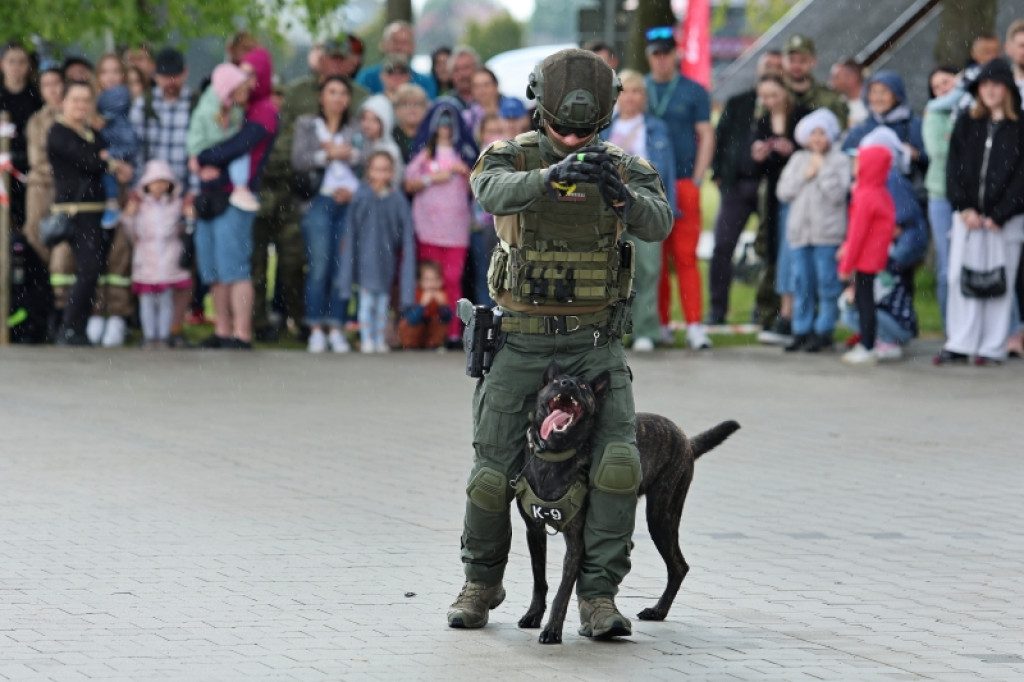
<box><xmin>515</xmin><ymin>475</ymin><xmax>588</xmax><ymax>532</ymax></box>
<box><xmin>514</xmin><ymin>433</ymin><xmax>588</xmax><ymax>532</ymax></box>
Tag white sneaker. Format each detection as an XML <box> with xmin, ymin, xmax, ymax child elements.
<box><xmin>875</xmin><ymin>341</ymin><xmax>904</xmax><ymax>361</ymax></box>
<box><xmin>632</xmin><ymin>337</ymin><xmax>655</xmax><ymax>352</ymax></box>
<box><xmin>229</xmin><ymin>187</ymin><xmax>260</xmax><ymax>212</ymax></box>
<box><xmin>375</xmin><ymin>338</ymin><xmax>391</xmax><ymax>353</ymax></box>
<box><xmin>307</xmin><ymin>328</ymin><xmax>327</xmax><ymax>353</ymax></box>
<box><xmin>328</xmin><ymin>329</ymin><xmax>351</xmax><ymax>354</ymax></box>
<box><xmin>842</xmin><ymin>343</ymin><xmax>878</xmax><ymax>365</ymax></box>
<box><xmin>86</xmin><ymin>316</ymin><xmax>106</xmax><ymax>345</ymax></box>
<box><xmin>687</xmin><ymin>323</ymin><xmax>713</xmax><ymax>350</ymax></box>
<box><xmin>660</xmin><ymin>324</ymin><xmax>675</xmax><ymax>345</ymax></box>
<box><xmin>101</xmin><ymin>316</ymin><xmax>126</xmax><ymax>347</ymax></box>
<box><xmin>360</xmin><ymin>338</ymin><xmax>376</xmax><ymax>354</ymax></box>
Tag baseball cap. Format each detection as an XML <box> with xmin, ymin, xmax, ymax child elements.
<box><xmin>155</xmin><ymin>47</ymin><xmax>185</xmax><ymax>75</ymax></box>
<box><xmin>323</xmin><ymin>33</ymin><xmax>364</xmax><ymax>58</ymax></box>
<box><xmin>645</xmin><ymin>26</ymin><xmax>676</xmax><ymax>55</ymax></box>
<box><xmin>499</xmin><ymin>97</ymin><xmax>527</xmax><ymax>119</ymax></box>
<box><xmin>783</xmin><ymin>35</ymin><xmax>816</xmax><ymax>56</ymax></box>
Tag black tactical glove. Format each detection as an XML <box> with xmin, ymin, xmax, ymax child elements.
<box><xmin>544</xmin><ymin>147</ymin><xmax>608</xmax><ymax>194</ymax></box>
<box><xmin>595</xmin><ymin>159</ymin><xmax>634</xmax><ymax>218</ymax></box>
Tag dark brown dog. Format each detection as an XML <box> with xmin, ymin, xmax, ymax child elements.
<box><xmin>515</xmin><ymin>361</ymin><xmax>740</xmax><ymax>643</ymax></box>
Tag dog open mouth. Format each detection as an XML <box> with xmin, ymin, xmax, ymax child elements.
<box><xmin>540</xmin><ymin>394</ymin><xmax>583</xmax><ymax>441</ymax></box>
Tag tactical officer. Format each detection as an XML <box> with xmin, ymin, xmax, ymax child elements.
<box><xmin>448</xmin><ymin>49</ymin><xmax>673</xmax><ymax>639</ymax></box>
<box><xmin>782</xmin><ymin>35</ymin><xmax>848</xmax><ymax>127</ymax></box>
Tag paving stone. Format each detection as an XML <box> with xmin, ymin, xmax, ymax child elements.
<box><xmin>0</xmin><ymin>346</ymin><xmax>1022</xmax><ymax>680</ymax></box>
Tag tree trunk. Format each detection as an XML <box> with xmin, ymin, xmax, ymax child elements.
<box><xmin>624</xmin><ymin>0</ymin><xmax>676</xmax><ymax>72</ymax></box>
<box><xmin>387</xmin><ymin>0</ymin><xmax>413</xmax><ymax>24</ymax></box>
<box><xmin>934</xmin><ymin>0</ymin><xmax>997</xmax><ymax>67</ymax></box>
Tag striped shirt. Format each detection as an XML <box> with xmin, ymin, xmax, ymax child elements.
<box><xmin>130</xmin><ymin>86</ymin><xmax>199</xmax><ymax>194</ymax></box>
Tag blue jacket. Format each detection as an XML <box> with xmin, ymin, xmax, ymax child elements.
<box><xmin>96</xmin><ymin>85</ymin><xmax>139</xmax><ymax>164</ymax></box>
<box><xmin>887</xmin><ymin>168</ymin><xmax>929</xmax><ymax>269</ymax></box>
<box><xmin>841</xmin><ymin>71</ymin><xmax>928</xmax><ymax>175</ymax></box>
<box><xmin>601</xmin><ymin>114</ymin><xmax>677</xmax><ymax>217</ymax></box>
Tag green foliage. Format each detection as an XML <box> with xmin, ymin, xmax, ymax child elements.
<box><xmin>0</xmin><ymin>0</ymin><xmax>349</xmax><ymax>51</ymax></box>
<box><xmin>464</xmin><ymin>12</ymin><xmax>524</xmax><ymax>63</ymax></box>
<box><xmin>744</xmin><ymin>0</ymin><xmax>801</xmax><ymax>36</ymax></box>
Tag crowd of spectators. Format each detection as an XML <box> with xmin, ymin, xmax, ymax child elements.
<box><xmin>2</xmin><ymin>17</ymin><xmax>1024</xmax><ymax>367</ymax></box>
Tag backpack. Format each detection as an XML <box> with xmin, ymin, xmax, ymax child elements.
<box><xmin>7</xmin><ymin>230</ymin><xmax>53</xmax><ymax>344</ymax></box>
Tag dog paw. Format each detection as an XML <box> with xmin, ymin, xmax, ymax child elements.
<box><xmin>518</xmin><ymin>612</ymin><xmax>544</xmax><ymax>629</ymax></box>
<box><xmin>538</xmin><ymin>627</ymin><xmax>563</xmax><ymax>644</ymax></box>
<box><xmin>637</xmin><ymin>607</ymin><xmax>667</xmax><ymax>621</ymax></box>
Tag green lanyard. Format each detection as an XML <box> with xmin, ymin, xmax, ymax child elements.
<box><xmin>648</xmin><ymin>75</ymin><xmax>680</xmax><ymax>119</ymax></box>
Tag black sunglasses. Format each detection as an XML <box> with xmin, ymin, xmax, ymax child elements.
<box><xmin>384</xmin><ymin>65</ymin><xmax>409</xmax><ymax>75</ymax></box>
<box><xmin>549</xmin><ymin>122</ymin><xmax>595</xmax><ymax>138</ymax></box>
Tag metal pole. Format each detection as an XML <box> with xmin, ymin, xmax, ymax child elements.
<box><xmin>1</xmin><ymin>111</ymin><xmax>11</xmax><ymax>347</ymax></box>
<box><xmin>603</xmin><ymin>0</ymin><xmax>617</xmax><ymax>51</ymax></box>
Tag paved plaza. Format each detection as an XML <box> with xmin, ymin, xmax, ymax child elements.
<box><xmin>1</xmin><ymin>342</ymin><xmax>1022</xmax><ymax>681</ymax></box>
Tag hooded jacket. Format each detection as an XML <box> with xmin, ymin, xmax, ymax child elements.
<box><xmin>840</xmin><ymin>145</ymin><xmax>896</xmax><ymax>276</ymax></box>
<box><xmin>186</xmin><ymin>64</ymin><xmax>246</xmax><ymax>157</ymax></box>
<box><xmin>359</xmin><ymin>94</ymin><xmax>405</xmax><ymax>187</ymax></box>
<box><xmin>776</xmin><ymin>147</ymin><xmax>850</xmax><ymax>247</ymax></box>
<box><xmin>196</xmin><ymin>48</ymin><xmax>279</xmax><ymax>192</ymax></box>
<box><xmin>946</xmin><ymin>58</ymin><xmax>1024</xmax><ymax>227</ymax></box>
<box><xmin>841</xmin><ymin>71</ymin><xmax>928</xmax><ymax>174</ymax></box>
<box><xmin>96</xmin><ymin>84</ymin><xmax>139</xmax><ymax>164</ymax></box>
<box><xmin>121</xmin><ymin>159</ymin><xmax>190</xmax><ymax>287</ymax></box>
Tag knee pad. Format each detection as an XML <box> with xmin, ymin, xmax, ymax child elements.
<box><xmin>467</xmin><ymin>467</ymin><xmax>510</xmax><ymax>513</ymax></box>
<box><xmin>593</xmin><ymin>443</ymin><xmax>641</xmax><ymax>495</ymax></box>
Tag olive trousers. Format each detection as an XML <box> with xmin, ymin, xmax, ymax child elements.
<box><xmin>461</xmin><ymin>324</ymin><xmax>639</xmax><ymax>598</ymax></box>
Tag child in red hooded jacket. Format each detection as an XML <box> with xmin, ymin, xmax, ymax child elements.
<box><xmin>838</xmin><ymin>144</ymin><xmax>896</xmax><ymax>365</ymax></box>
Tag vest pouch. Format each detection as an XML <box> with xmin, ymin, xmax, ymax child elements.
<box><xmin>616</xmin><ymin>240</ymin><xmax>634</xmax><ymax>300</ymax></box>
<box><xmin>487</xmin><ymin>248</ymin><xmax>509</xmax><ymax>299</ymax></box>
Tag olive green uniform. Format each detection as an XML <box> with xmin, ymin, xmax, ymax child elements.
<box><xmin>252</xmin><ymin>74</ymin><xmax>370</xmax><ymax>330</ymax></box>
<box><xmin>463</xmin><ymin>131</ymin><xmax>672</xmax><ymax>598</ymax></box>
<box><xmin>790</xmin><ymin>79</ymin><xmax>849</xmax><ymax>129</ymax></box>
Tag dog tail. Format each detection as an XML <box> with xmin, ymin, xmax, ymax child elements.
<box><xmin>691</xmin><ymin>420</ymin><xmax>741</xmax><ymax>460</ymax></box>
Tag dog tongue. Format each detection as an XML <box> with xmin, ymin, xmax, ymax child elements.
<box><xmin>541</xmin><ymin>409</ymin><xmax>573</xmax><ymax>440</ymax></box>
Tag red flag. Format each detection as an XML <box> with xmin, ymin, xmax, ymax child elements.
<box><xmin>679</xmin><ymin>0</ymin><xmax>712</xmax><ymax>89</ymax></box>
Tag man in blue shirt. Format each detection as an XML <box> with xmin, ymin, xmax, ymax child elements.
<box><xmin>356</xmin><ymin>21</ymin><xmax>438</xmax><ymax>99</ymax></box>
<box><xmin>644</xmin><ymin>27</ymin><xmax>715</xmax><ymax>350</ymax></box>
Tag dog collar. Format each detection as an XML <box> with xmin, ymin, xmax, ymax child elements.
<box><xmin>535</xmin><ymin>448</ymin><xmax>576</xmax><ymax>462</ymax></box>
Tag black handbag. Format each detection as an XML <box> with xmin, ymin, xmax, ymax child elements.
<box><xmin>194</xmin><ymin>191</ymin><xmax>231</xmax><ymax>220</ymax></box>
<box><xmin>291</xmin><ymin>168</ymin><xmax>325</xmax><ymax>200</ymax></box>
<box><xmin>960</xmin><ymin>230</ymin><xmax>1007</xmax><ymax>299</ymax></box>
<box><xmin>179</xmin><ymin>220</ymin><xmax>195</xmax><ymax>270</ymax></box>
<box><xmin>40</xmin><ymin>177</ymin><xmax>89</xmax><ymax>248</ymax></box>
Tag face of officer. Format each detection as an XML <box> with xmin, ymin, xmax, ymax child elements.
<box><xmin>784</xmin><ymin>51</ymin><xmax>815</xmax><ymax>83</ymax></box>
<box><xmin>546</xmin><ymin>123</ymin><xmax>595</xmax><ymax>153</ymax></box>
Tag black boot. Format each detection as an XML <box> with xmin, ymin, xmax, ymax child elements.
<box><xmin>784</xmin><ymin>333</ymin><xmax>810</xmax><ymax>352</ymax></box>
<box><xmin>805</xmin><ymin>333</ymin><xmax>834</xmax><ymax>353</ymax></box>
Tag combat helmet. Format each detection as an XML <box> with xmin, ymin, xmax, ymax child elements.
<box><xmin>526</xmin><ymin>48</ymin><xmax>621</xmax><ymax>133</ymax></box>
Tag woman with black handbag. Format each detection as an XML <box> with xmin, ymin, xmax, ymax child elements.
<box><xmin>936</xmin><ymin>58</ymin><xmax>1024</xmax><ymax>366</ymax></box>
<box><xmin>46</xmin><ymin>80</ymin><xmax>127</xmax><ymax>346</ymax></box>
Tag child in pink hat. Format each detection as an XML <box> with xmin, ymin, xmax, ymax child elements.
<box><xmin>186</xmin><ymin>62</ymin><xmax>259</xmax><ymax>211</ymax></box>
<box><xmin>121</xmin><ymin>159</ymin><xmax>193</xmax><ymax>347</ymax></box>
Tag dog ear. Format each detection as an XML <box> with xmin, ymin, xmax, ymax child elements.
<box><xmin>589</xmin><ymin>370</ymin><xmax>612</xmax><ymax>402</ymax></box>
<box><xmin>542</xmin><ymin>360</ymin><xmax>562</xmax><ymax>386</ymax></box>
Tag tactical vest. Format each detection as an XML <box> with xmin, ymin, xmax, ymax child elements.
<box><xmin>515</xmin><ymin>475</ymin><xmax>588</xmax><ymax>533</ymax></box>
<box><xmin>487</xmin><ymin>133</ymin><xmax>634</xmax><ymax>310</ymax></box>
